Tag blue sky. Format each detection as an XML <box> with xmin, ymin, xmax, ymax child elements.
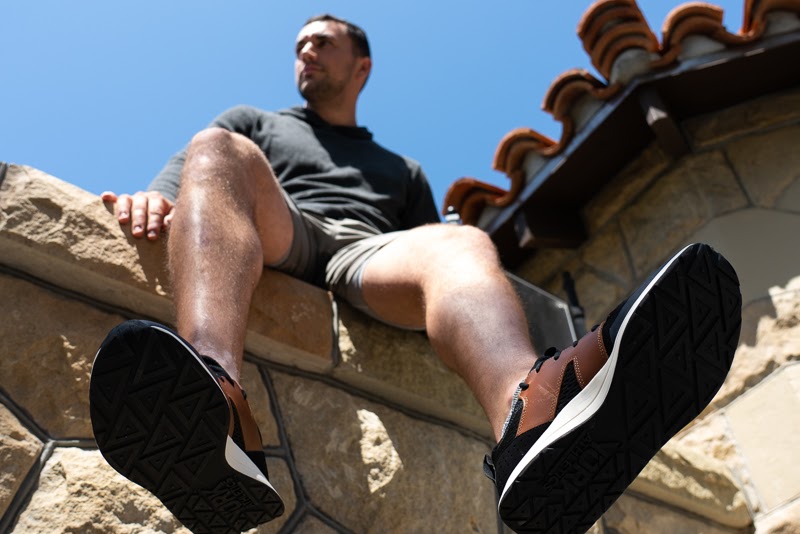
<box><xmin>2</xmin><ymin>1</ymin><xmax>744</xmax><ymax>215</ymax></box>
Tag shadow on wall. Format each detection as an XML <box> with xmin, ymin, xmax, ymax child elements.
<box><xmin>687</xmin><ymin>208</ymin><xmax>800</xmax><ymax>346</ymax></box>
<box><xmin>101</xmin><ymin>201</ymin><xmax>173</xmax><ymax>297</ymax></box>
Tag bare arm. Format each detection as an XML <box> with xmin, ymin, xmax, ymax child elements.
<box><xmin>101</xmin><ymin>190</ymin><xmax>175</xmax><ymax>241</ymax></box>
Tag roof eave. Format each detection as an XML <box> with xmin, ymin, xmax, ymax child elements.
<box><xmin>482</xmin><ymin>30</ymin><xmax>800</xmax><ymax>267</ymax></box>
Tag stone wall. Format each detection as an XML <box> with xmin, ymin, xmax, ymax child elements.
<box><xmin>0</xmin><ymin>165</ymin><xmax>499</xmax><ymax>533</ymax></box>
<box><xmin>516</xmin><ymin>85</ymin><xmax>800</xmax><ymax>533</ymax></box>
<box><xmin>3</xmin><ymin>94</ymin><xmax>795</xmax><ymax>534</ymax></box>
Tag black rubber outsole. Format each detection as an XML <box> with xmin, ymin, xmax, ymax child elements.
<box><xmin>499</xmin><ymin>244</ymin><xmax>742</xmax><ymax>533</ymax></box>
<box><xmin>89</xmin><ymin>320</ymin><xmax>284</xmax><ymax>534</ymax></box>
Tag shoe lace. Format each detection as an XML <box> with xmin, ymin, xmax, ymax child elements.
<box><xmin>522</xmin><ymin>323</ymin><xmax>601</xmax><ymax>386</ymax></box>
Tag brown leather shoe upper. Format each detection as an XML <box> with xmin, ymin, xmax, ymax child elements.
<box><xmin>217</xmin><ymin>376</ymin><xmax>264</xmax><ymax>454</ymax></box>
<box><xmin>515</xmin><ymin>322</ymin><xmax>609</xmax><ymax>437</ymax></box>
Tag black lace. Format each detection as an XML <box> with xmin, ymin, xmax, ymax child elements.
<box><xmin>531</xmin><ymin>346</ymin><xmax>562</xmax><ymax>375</ymax></box>
<box><xmin>201</xmin><ymin>355</ymin><xmax>228</xmax><ymax>378</ymax></box>
<box><xmin>525</xmin><ymin>323</ymin><xmax>601</xmax><ymax>381</ymax></box>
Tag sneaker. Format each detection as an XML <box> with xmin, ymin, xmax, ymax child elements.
<box><xmin>484</xmin><ymin>243</ymin><xmax>741</xmax><ymax>533</ymax></box>
<box><xmin>89</xmin><ymin>320</ymin><xmax>284</xmax><ymax>533</ymax></box>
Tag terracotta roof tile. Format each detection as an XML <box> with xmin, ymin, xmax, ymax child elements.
<box><xmin>443</xmin><ymin>0</ymin><xmax>800</xmax><ymax>228</ymax></box>
<box><xmin>493</xmin><ymin>128</ymin><xmax>556</xmax><ymax>173</ymax></box>
<box><xmin>444</xmin><ymin>129</ymin><xmax>556</xmax><ymax>223</ymax></box>
<box><xmin>442</xmin><ymin>178</ymin><xmax>507</xmax><ymax>224</ymax></box>
<box><xmin>744</xmin><ymin>0</ymin><xmax>800</xmax><ymax>35</ymax></box>
<box><xmin>578</xmin><ymin>0</ymin><xmax>659</xmax><ymax>80</ymax></box>
<box><xmin>655</xmin><ymin>2</ymin><xmax>757</xmax><ymax>67</ymax></box>
<box><xmin>577</xmin><ymin>0</ymin><xmax>646</xmax><ymax>44</ymax></box>
<box><xmin>543</xmin><ymin>69</ymin><xmax>622</xmax><ymax>149</ymax></box>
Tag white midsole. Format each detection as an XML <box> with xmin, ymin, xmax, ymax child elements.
<box><xmin>225</xmin><ymin>436</ymin><xmax>278</xmax><ymax>490</ymax></box>
<box><xmin>499</xmin><ymin>243</ymin><xmax>694</xmax><ymax>505</ymax></box>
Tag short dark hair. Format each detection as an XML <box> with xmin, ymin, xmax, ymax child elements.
<box><xmin>304</xmin><ymin>14</ymin><xmax>371</xmax><ymax>58</ymax></box>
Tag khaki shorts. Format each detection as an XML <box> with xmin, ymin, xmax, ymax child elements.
<box><xmin>269</xmin><ymin>191</ymin><xmax>406</xmax><ymax>324</ymax></box>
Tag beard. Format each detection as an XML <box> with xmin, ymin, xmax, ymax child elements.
<box><xmin>298</xmin><ymin>76</ymin><xmax>347</xmax><ymax>105</ymax></box>
<box><xmin>297</xmin><ymin>59</ymin><xmax>357</xmax><ymax>105</ymax></box>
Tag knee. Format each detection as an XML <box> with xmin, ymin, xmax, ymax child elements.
<box><xmin>189</xmin><ymin>126</ymin><xmax>232</xmax><ymax>147</ymax></box>
<box><xmin>424</xmin><ymin>224</ymin><xmax>499</xmax><ymax>264</ymax></box>
<box><xmin>187</xmin><ymin>127</ymin><xmax>258</xmax><ymax>159</ymax></box>
<box><xmin>182</xmin><ymin>128</ymin><xmax>268</xmax><ymax>192</ymax></box>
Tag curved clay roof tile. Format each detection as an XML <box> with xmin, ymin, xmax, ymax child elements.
<box><xmin>442</xmin><ymin>178</ymin><xmax>508</xmax><ymax>225</ymax></box>
<box><xmin>594</xmin><ymin>26</ymin><xmax>661</xmax><ymax>79</ymax></box>
<box><xmin>578</xmin><ymin>0</ymin><xmax>659</xmax><ymax>80</ymax></box>
<box><xmin>493</xmin><ymin>128</ymin><xmax>556</xmax><ymax>173</ymax></box>
<box><xmin>541</xmin><ymin>69</ymin><xmax>622</xmax><ymax>156</ymax></box>
<box><xmin>662</xmin><ymin>2</ymin><xmax>726</xmax><ymax>45</ymax></box>
<box><xmin>655</xmin><ymin>2</ymin><xmax>755</xmax><ymax>67</ymax></box>
<box><xmin>442</xmin><ymin>129</ymin><xmax>556</xmax><ymax>224</ymax></box>
<box><xmin>579</xmin><ymin>4</ymin><xmax>646</xmax><ymax>51</ymax></box>
<box><xmin>744</xmin><ymin>0</ymin><xmax>800</xmax><ymax>34</ymax></box>
<box><xmin>578</xmin><ymin>0</ymin><xmax>642</xmax><ymax>38</ymax></box>
<box><xmin>542</xmin><ymin>69</ymin><xmax>614</xmax><ymax>114</ymax></box>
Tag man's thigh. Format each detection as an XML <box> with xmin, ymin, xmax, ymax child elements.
<box><xmin>213</xmin><ymin>130</ymin><xmax>295</xmax><ymax>266</ymax></box>
<box><xmin>341</xmin><ymin>224</ymin><xmax>447</xmax><ymax>330</ymax></box>
<box><xmin>355</xmin><ymin>223</ymin><xmax>499</xmax><ymax>330</ymax></box>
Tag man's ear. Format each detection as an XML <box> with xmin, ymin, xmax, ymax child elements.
<box><xmin>358</xmin><ymin>56</ymin><xmax>372</xmax><ymax>80</ymax></box>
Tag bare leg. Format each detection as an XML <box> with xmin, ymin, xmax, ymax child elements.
<box><xmin>167</xmin><ymin>127</ymin><xmax>294</xmax><ymax>382</ymax></box>
<box><xmin>360</xmin><ymin>224</ymin><xmax>537</xmax><ymax>441</ymax></box>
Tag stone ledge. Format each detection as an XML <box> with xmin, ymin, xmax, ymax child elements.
<box><xmin>0</xmin><ymin>164</ymin><xmax>488</xmax><ymax>436</ymax></box>
<box><xmin>0</xmin><ymin>164</ymin><xmax>335</xmax><ymax>372</ymax></box>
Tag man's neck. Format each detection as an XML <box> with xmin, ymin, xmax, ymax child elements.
<box><xmin>304</xmin><ymin>101</ymin><xmax>358</xmax><ymax>127</ymax></box>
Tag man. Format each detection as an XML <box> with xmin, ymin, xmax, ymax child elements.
<box><xmin>90</xmin><ymin>14</ymin><xmax>742</xmax><ymax>534</ymax></box>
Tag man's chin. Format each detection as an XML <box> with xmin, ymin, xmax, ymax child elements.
<box><xmin>299</xmin><ymin>85</ymin><xmax>330</xmax><ymax>103</ymax></box>
<box><xmin>298</xmin><ymin>81</ymin><xmax>317</xmax><ymax>98</ymax></box>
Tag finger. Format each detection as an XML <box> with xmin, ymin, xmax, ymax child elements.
<box><xmin>116</xmin><ymin>194</ymin><xmax>133</xmax><ymax>224</ymax></box>
<box><xmin>100</xmin><ymin>191</ymin><xmax>118</xmax><ymax>203</ymax></box>
<box><xmin>145</xmin><ymin>193</ymin><xmax>174</xmax><ymax>239</ymax></box>
<box><xmin>163</xmin><ymin>208</ymin><xmax>175</xmax><ymax>232</ymax></box>
<box><xmin>146</xmin><ymin>211</ymin><xmax>163</xmax><ymax>240</ymax></box>
<box><xmin>130</xmin><ymin>193</ymin><xmax>149</xmax><ymax>238</ymax></box>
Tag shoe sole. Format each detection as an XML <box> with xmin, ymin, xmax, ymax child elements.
<box><xmin>89</xmin><ymin>320</ymin><xmax>284</xmax><ymax>533</ymax></box>
<box><xmin>499</xmin><ymin>243</ymin><xmax>742</xmax><ymax>533</ymax></box>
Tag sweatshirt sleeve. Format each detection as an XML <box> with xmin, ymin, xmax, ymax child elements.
<box><xmin>147</xmin><ymin>106</ymin><xmax>264</xmax><ymax>202</ymax></box>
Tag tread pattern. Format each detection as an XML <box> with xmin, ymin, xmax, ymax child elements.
<box><xmin>90</xmin><ymin>321</ymin><xmax>283</xmax><ymax>533</ymax></box>
<box><xmin>499</xmin><ymin>244</ymin><xmax>742</xmax><ymax>533</ymax></box>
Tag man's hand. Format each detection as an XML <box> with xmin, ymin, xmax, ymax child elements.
<box><xmin>101</xmin><ymin>190</ymin><xmax>175</xmax><ymax>240</ymax></box>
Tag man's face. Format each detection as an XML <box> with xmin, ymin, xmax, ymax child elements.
<box><xmin>294</xmin><ymin>20</ymin><xmax>367</xmax><ymax>104</ymax></box>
